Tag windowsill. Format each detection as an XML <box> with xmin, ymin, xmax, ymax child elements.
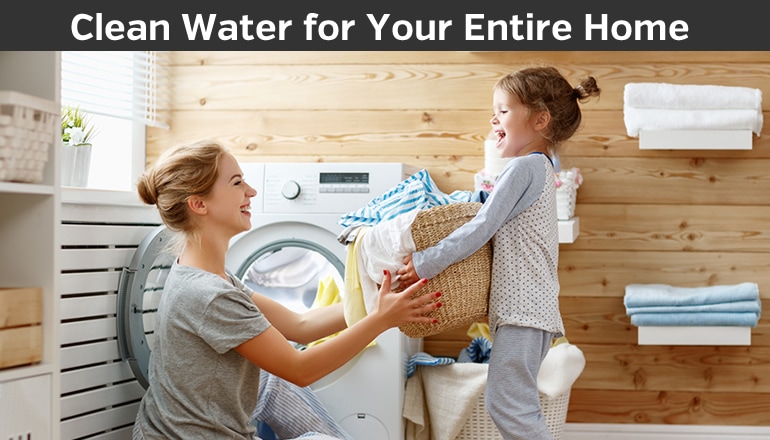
<box><xmin>61</xmin><ymin>186</ymin><xmax>146</xmax><ymax>206</ymax></box>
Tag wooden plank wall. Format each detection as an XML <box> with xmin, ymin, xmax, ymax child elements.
<box><xmin>147</xmin><ymin>51</ymin><xmax>770</xmax><ymax>428</ymax></box>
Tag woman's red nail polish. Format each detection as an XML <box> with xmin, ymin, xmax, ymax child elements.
<box><xmin>432</xmin><ymin>319</ymin><xmax>438</xmax><ymax>324</ymax></box>
<box><xmin>435</xmin><ymin>292</ymin><xmax>442</xmax><ymax>297</ymax></box>
<box><xmin>383</xmin><ymin>269</ymin><xmax>388</xmax><ymax>275</ymax></box>
<box><xmin>436</xmin><ymin>302</ymin><xmax>442</xmax><ymax>308</ymax></box>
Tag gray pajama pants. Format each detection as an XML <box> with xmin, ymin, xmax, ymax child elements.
<box><xmin>486</xmin><ymin>325</ymin><xmax>555</xmax><ymax>440</ymax></box>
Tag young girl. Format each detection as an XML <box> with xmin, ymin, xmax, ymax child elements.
<box><xmin>132</xmin><ymin>140</ymin><xmax>441</xmax><ymax>440</ymax></box>
<box><xmin>398</xmin><ymin>66</ymin><xmax>600</xmax><ymax>439</ymax></box>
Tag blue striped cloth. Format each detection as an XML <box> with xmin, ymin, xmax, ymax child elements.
<box><xmin>406</xmin><ymin>351</ymin><xmax>456</xmax><ymax>378</ymax></box>
<box><xmin>457</xmin><ymin>336</ymin><xmax>493</xmax><ymax>364</ymax></box>
<box><xmin>338</xmin><ymin>169</ymin><xmax>474</xmax><ymax>227</ymax></box>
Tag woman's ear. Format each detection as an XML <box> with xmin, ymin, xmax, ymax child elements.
<box><xmin>187</xmin><ymin>196</ymin><xmax>207</xmax><ymax>215</ymax></box>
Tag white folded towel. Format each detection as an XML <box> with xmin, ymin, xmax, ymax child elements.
<box><xmin>623</xmin><ymin>82</ymin><xmax>764</xmax><ymax>138</ymax></box>
<box><xmin>624</xmin><ymin>108</ymin><xmax>763</xmax><ymax>137</ymax></box>
<box><xmin>624</xmin><ymin>82</ymin><xmax>763</xmax><ymax>110</ymax></box>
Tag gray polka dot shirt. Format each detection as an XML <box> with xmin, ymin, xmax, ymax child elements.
<box><xmin>412</xmin><ymin>153</ymin><xmax>564</xmax><ymax>337</ymax></box>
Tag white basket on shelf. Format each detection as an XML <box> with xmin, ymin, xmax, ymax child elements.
<box><xmin>0</xmin><ymin>91</ymin><xmax>58</xmax><ymax>184</ymax></box>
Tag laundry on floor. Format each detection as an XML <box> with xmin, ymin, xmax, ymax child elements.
<box><xmin>622</xmin><ymin>82</ymin><xmax>764</xmax><ymax>137</ymax></box>
<box><xmin>624</xmin><ymin>282</ymin><xmax>761</xmax><ymax>327</ymax></box>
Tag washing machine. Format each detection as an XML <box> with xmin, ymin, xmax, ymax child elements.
<box><xmin>225</xmin><ymin>162</ymin><xmax>423</xmax><ymax>440</ymax></box>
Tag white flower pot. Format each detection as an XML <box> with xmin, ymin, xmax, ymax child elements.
<box><xmin>555</xmin><ymin>190</ymin><xmax>576</xmax><ymax>220</ymax></box>
<box><xmin>61</xmin><ymin>143</ymin><xmax>92</xmax><ymax>187</ymax></box>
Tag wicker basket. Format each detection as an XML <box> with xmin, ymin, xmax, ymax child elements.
<box><xmin>0</xmin><ymin>91</ymin><xmax>58</xmax><ymax>184</ymax></box>
<box><xmin>397</xmin><ymin>202</ymin><xmax>492</xmax><ymax>338</ymax></box>
<box><xmin>456</xmin><ymin>390</ymin><xmax>571</xmax><ymax>440</ymax></box>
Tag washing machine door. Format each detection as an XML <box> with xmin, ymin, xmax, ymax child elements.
<box><xmin>116</xmin><ymin>226</ymin><xmax>175</xmax><ymax>389</ymax></box>
<box><xmin>228</xmin><ymin>221</ymin><xmax>345</xmax><ymax>322</ymax></box>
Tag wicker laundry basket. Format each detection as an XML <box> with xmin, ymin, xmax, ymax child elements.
<box><xmin>397</xmin><ymin>202</ymin><xmax>492</xmax><ymax>338</ymax></box>
<box><xmin>456</xmin><ymin>390</ymin><xmax>571</xmax><ymax>440</ymax></box>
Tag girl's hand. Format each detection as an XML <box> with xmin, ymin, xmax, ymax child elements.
<box><xmin>373</xmin><ymin>269</ymin><xmax>441</xmax><ymax>328</ymax></box>
<box><xmin>396</xmin><ymin>254</ymin><xmax>419</xmax><ymax>286</ymax></box>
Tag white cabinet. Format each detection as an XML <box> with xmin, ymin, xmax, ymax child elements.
<box><xmin>0</xmin><ymin>51</ymin><xmax>60</xmax><ymax>440</ymax></box>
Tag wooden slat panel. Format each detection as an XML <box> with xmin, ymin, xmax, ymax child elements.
<box><xmin>150</xmin><ymin>50</ymin><xmax>770</xmax><ymax>430</ymax></box>
<box><xmin>60</xmin><ymin>362</ymin><xmax>136</xmax><ymax>394</ymax></box>
<box><xmin>61</xmin><ymin>381</ymin><xmax>144</xmax><ymax>419</ymax></box>
<box><xmin>168</xmin><ymin>63</ymin><xmax>770</xmax><ymax>112</ymax></box>
<box><xmin>60</xmin><ymin>224</ymin><xmax>160</xmax><ymax>247</ymax></box>
<box><xmin>146</xmin><ymin>109</ymin><xmax>770</xmax><ymax>173</ymax></box>
<box><xmin>575</xmin><ymin>343</ymin><xmax>770</xmax><ymax>393</ymax></box>
<box><xmin>567</xmin><ymin>389</ymin><xmax>770</xmax><ymax>425</ymax></box>
<box><xmin>60</xmin><ymin>248</ymin><xmax>136</xmax><ymax>272</ymax></box>
<box><xmin>60</xmin><ymin>317</ymin><xmax>117</xmax><ymax>345</ymax></box>
<box><xmin>60</xmin><ymin>404</ymin><xmax>139</xmax><ymax>440</ymax></box>
<box><xmin>61</xmin><ymin>294</ymin><xmax>117</xmax><ymax>321</ymax></box>
<box><xmin>558</xmin><ymin>250</ymin><xmax>770</xmax><ymax>297</ymax></box>
<box><xmin>75</xmin><ymin>426</ymin><xmax>133</xmax><ymax>440</ymax></box>
<box><xmin>60</xmin><ymin>340</ymin><xmax>120</xmax><ymax>370</ymax></box>
<box><xmin>169</xmin><ymin>51</ymin><xmax>770</xmax><ymax>66</ymax></box>
<box><xmin>568</xmin><ymin>157</ymin><xmax>770</xmax><ymax>206</ymax></box>
<box><xmin>60</xmin><ymin>272</ymin><xmax>121</xmax><ymax>295</ymax></box>
<box><xmin>565</xmin><ymin>204</ymin><xmax>770</xmax><ymax>252</ymax></box>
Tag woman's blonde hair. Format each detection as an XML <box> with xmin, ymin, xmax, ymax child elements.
<box><xmin>136</xmin><ymin>139</ymin><xmax>228</xmax><ymax>248</ymax></box>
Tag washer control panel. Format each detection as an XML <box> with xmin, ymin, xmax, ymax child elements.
<box><xmin>247</xmin><ymin>162</ymin><xmax>419</xmax><ymax>214</ymax></box>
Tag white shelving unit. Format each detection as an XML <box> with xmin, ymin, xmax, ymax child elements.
<box><xmin>0</xmin><ymin>51</ymin><xmax>60</xmax><ymax>440</ymax></box>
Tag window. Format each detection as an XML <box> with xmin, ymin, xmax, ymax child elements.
<box><xmin>60</xmin><ymin>51</ymin><xmax>170</xmax><ymax>191</ymax></box>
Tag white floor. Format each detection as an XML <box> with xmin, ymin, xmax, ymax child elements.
<box><xmin>564</xmin><ymin>423</ymin><xmax>770</xmax><ymax>439</ymax></box>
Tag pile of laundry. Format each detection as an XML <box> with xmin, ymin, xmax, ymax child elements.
<box><xmin>623</xmin><ymin>82</ymin><xmax>763</xmax><ymax>137</ymax></box>
<box><xmin>624</xmin><ymin>282</ymin><xmax>762</xmax><ymax>327</ymax></box>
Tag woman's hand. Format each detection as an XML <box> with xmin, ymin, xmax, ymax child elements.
<box><xmin>396</xmin><ymin>253</ymin><xmax>419</xmax><ymax>286</ymax></box>
<box><xmin>372</xmin><ymin>269</ymin><xmax>441</xmax><ymax>328</ymax></box>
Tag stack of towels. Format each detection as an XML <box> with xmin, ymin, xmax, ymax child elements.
<box><xmin>623</xmin><ymin>82</ymin><xmax>763</xmax><ymax>137</ymax></box>
<box><xmin>624</xmin><ymin>282</ymin><xmax>761</xmax><ymax>327</ymax></box>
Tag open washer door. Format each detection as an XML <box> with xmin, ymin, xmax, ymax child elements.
<box><xmin>116</xmin><ymin>226</ymin><xmax>175</xmax><ymax>389</ymax></box>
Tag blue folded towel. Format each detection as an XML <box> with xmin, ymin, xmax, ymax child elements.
<box><xmin>626</xmin><ymin>299</ymin><xmax>762</xmax><ymax>316</ymax></box>
<box><xmin>624</xmin><ymin>282</ymin><xmax>759</xmax><ymax>308</ymax></box>
<box><xmin>630</xmin><ymin>311</ymin><xmax>759</xmax><ymax>327</ymax></box>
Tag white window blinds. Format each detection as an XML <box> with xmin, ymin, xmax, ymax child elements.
<box><xmin>61</xmin><ymin>51</ymin><xmax>170</xmax><ymax>129</ymax></box>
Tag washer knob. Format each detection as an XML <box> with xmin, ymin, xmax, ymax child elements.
<box><xmin>281</xmin><ymin>180</ymin><xmax>301</xmax><ymax>200</ymax></box>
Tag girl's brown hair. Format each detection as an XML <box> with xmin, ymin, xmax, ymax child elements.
<box><xmin>495</xmin><ymin>66</ymin><xmax>600</xmax><ymax>151</ymax></box>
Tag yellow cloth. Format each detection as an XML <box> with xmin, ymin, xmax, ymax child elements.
<box><xmin>466</xmin><ymin>322</ymin><xmax>492</xmax><ymax>341</ymax></box>
<box><xmin>307</xmin><ymin>274</ymin><xmax>344</xmax><ymax>347</ymax></box>
<box><xmin>309</xmin><ymin>230</ymin><xmax>375</xmax><ymax>349</ymax></box>
<box><xmin>466</xmin><ymin>322</ymin><xmax>569</xmax><ymax>347</ymax></box>
<box><xmin>343</xmin><ymin>227</ymin><xmax>370</xmax><ymax>326</ymax></box>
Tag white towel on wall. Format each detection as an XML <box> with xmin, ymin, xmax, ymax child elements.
<box><xmin>623</xmin><ymin>82</ymin><xmax>764</xmax><ymax>138</ymax></box>
<box><xmin>623</xmin><ymin>107</ymin><xmax>764</xmax><ymax>137</ymax></box>
<box><xmin>624</xmin><ymin>82</ymin><xmax>763</xmax><ymax>110</ymax></box>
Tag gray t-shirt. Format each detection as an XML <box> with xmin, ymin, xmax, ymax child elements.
<box><xmin>134</xmin><ymin>262</ymin><xmax>271</xmax><ymax>439</ymax></box>
<box><xmin>412</xmin><ymin>153</ymin><xmax>564</xmax><ymax>336</ymax></box>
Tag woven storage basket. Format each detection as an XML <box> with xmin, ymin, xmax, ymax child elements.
<box><xmin>456</xmin><ymin>390</ymin><xmax>571</xmax><ymax>440</ymax></box>
<box><xmin>0</xmin><ymin>91</ymin><xmax>58</xmax><ymax>184</ymax></box>
<box><xmin>398</xmin><ymin>202</ymin><xmax>492</xmax><ymax>338</ymax></box>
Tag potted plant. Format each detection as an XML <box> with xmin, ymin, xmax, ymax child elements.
<box><xmin>61</xmin><ymin>105</ymin><xmax>97</xmax><ymax>187</ymax></box>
